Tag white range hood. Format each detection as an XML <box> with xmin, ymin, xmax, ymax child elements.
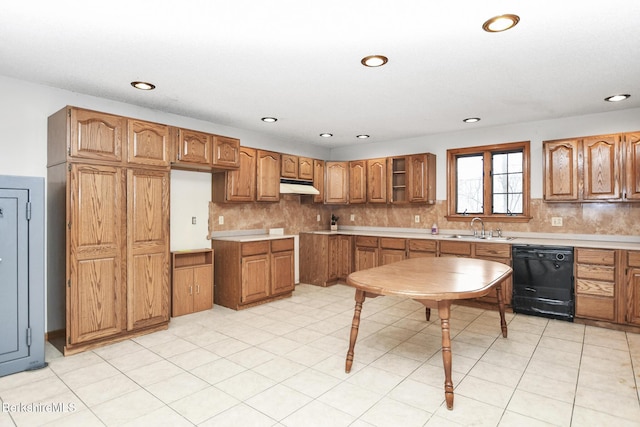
<box><xmin>279</xmin><ymin>178</ymin><xmax>319</xmax><ymax>195</ymax></box>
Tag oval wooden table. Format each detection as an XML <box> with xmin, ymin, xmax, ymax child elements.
<box><xmin>345</xmin><ymin>257</ymin><xmax>513</xmax><ymax>410</ymax></box>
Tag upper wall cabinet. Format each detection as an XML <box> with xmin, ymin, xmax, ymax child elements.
<box><xmin>388</xmin><ymin>154</ymin><xmax>436</xmax><ymax>204</ymax></box>
<box><xmin>298</xmin><ymin>157</ymin><xmax>314</xmax><ymax>180</ymax></box>
<box><xmin>349</xmin><ymin>161</ymin><xmax>367</xmax><ymax>204</ymax></box>
<box><xmin>367</xmin><ymin>158</ymin><xmax>387</xmax><ymax>203</ymax></box>
<box><xmin>128</xmin><ymin>120</ymin><xmax>171</xmax><ymax>167</ymax></box>
<box><xmin>313</xmin><ymin>159</ymin><xmax>325</xmax><ymax>203</ymax></box>
<box><xmin>172</xmin><ymin>128</ymin><xmax>240</xmax><ymax>171</ymax></box>
<box><xmin>281</xmin><ymin>154</ymin><xmax>314</xmax><ymax>180</ymax></box>
<box><xmin>256</xmin><ymin>150</ymin><xmax>281</xmax><ymax>202</ymax></box>
<box><xmin>544</xmin><ymin>132</ymin><xmax>639</xmax><ymax>202</ymax></box>
<box><xmin>325</xmin><ymin>161</ymin><xmax>349</xmax><ymax>204</ymax></box>
<box><xmin>213</xmin><ymin>146</ymin><xmax>257</xmax><ymax>202</ymax></box>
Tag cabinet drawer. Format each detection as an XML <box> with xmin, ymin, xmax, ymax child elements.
<box><xmin>380</xmin><ymin>238</ymin><xmax>406</xmax><ymax>250</ymax></box>
<box><xmin>439</xmin><ymin>241</ymin><xmax>472</xmax><ymax>256</ymax></box>
<box><xmin>576</xmin><ymin>294</ymin><xmax>615</xmax><ymax>321</ymax></box>
<box><xmin>355</xmin><ymin>236</ymin><xmax>379</xmax><ymax>248</ymax></box>
<box><xmin>575</xmin><ymin>248</ymin><xmax>615</xmax><ymax>265</ymax></box>
<box><xmin>408</xmin><ymin>239</ymin><xmax>437</xmax><ymax>252</ymax></box>
<box><xmin>271</xmin><ymin>238</ymin><xmax>294</xmax><ymax>253</ymax></box>
<box><xmin>475</xmin><ymin>243</ymin><xmax>511</xmax><ymax>258</ymax></box>
<box><xmin>628</xmin><ymin>251</ymin><xmax>640</xmax><ymax>267</ymax></box>
<box><xmin>242</xmin><ymin>241</ymin><xmax>270</xmax><ymax>256</ymax></box>
<box><xmin>576</xmin><ymin>278</ymin><xmax>615</xmax><ymax>297</ymax></box>
<box><xmin>575</xmin><ymin>264</ymin><xmax>615</xmax><ymax>282</ymax></box>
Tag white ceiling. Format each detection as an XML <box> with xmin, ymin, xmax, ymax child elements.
<box><xmin>1</xmin><ymin>1</ymin><xmax>639</xmax><ymax>147</ymax></box>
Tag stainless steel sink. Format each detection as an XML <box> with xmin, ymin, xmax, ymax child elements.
<box><xmin>444</xmin><ymin>234</ymin><xmax>516</xmax><ymax>241</ymax></box>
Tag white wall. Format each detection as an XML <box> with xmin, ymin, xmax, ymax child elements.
<box><xmin>329</xmin><ymin>108</ymin><xmax>640</xmax><ymax>200</ymax></box>
<box><xmin>170</xmin><ymin>170</ymin><xmax>212</xmax><ymax>251</ymax></box>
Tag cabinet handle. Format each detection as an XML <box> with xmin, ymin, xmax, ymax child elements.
<box><xmin>189</xmin><ymin>286</ymin><xmax>193</xmax><ymax>295</ymax></box>
<box><xmin>196</xmin><ymin>285</ymin><xmax>200</xmax><ymax>294</ymax></box>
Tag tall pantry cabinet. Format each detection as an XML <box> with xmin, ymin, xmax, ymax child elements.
<box><xmin>47</xmin><ymin>106</ymin><xmax>171</xmax><ymax>355</ymax></box>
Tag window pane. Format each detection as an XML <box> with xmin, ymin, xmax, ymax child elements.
<box><xmin>508</xmin><ymin>152</ymin><xmax>523</xmax><ymax>173</ymax></box>
<box><xmin>508</xmin><ymin>173</ymin><xmax>523</xmax><ymax>192</ymax></box>
<box><xmin>493</xmin><ymin>153</ymin><xmax>508</xmax><ymax>174</ymax></box>
<box><xmin>456</xmin><ymin>155</ymin><xmax>483</xmax><ymax>214</ymax></box>
<box><xmin>493</xmin><ymin>174</ymin><xmax>507</xmax><ymax>193</ymax></box>
<box><xmin>493</xmin><ymin>194</ymin><xmax>508</xmax><ymax>214</ymax></box>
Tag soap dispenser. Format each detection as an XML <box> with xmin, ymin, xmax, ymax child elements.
<box><xmin>431</xmin><ymin>223</ymin><xmax>438</xmax><ymax>235</ymax></box>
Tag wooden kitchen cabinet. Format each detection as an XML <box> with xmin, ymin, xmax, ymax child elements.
<box><xmin>300</xmin><ymin>233</ymin><xmax>351</xmax><ymax>286</ymax></box>
<box><xmin>47</xmin><ymin>106</ymin><xmax>170</xmax><ymax>355</ymax></box>
<box><xmin>543</xmin><ymin>131</ymin><xmax>640</xmax><ymax>202</ymax></box>
<box><xmin>313</xmin><ymin>159</ymin><xmax>325</xmax><ymax>203</ymax></box>
<box><xmin>174</xmin><ymin>128</ymin><xmax>211</xmax><ymax>166</ymax></box>
<box><xmin>354</xmin><ymin>236</ymin><xmax>379</xmax><ymax>271</ymax></box>
<box><xmin>408</xmin><ymin>239</ymin><xmax>437</xmax><ymax>258</ymax></box>
<box><xmin>212</xmin><ymin>135</ymin><xmax>240</xmax><ymax>169</ymax></box>
<box><xmin>171</xmin><ymin>249</ymin><xmax>214</xmax><ymax>317</ymax></box>
<box><xmin>212</xmin><ymin>146</ymin><xmax>257</xmax><ymax>202</ymax></box>
<box><xmin>325</xmin><ymin>161</ymin><xmax>349</xmax><ymax>204</ymax></box>
<box><xmin>388</xmin><ymin>156</ymin><xmax>407</xmax><ymax>203</ymax></box>
<box><xmin>257</xmin><ymin>150</ymin><xmax>281</xmax><ymax>201</ymax></box>
<box><xmin>212</xmin><ymin>237</ymin><xmax>295</xmax><ymax>309</ymax></box>
<box><xmin>281</xmin><ymin>154</ymin><xmax>299</xmax><ymax>178</ymax></box>
<box><xmin>379</xmin><ymin>237</ymin><xmax>406</xmax><ymax>265</ymax></box>
<box><xmin>298</xmin><ymin>157</ymin><xmax>314</xmax><ymax>180</ymax></box>
<box><xmin>388</xmin><ymin>154</ymin><xmax>436</xmax><ymax>204</ymax></box>
<box><xmin>349</xmin><ymin>160</ymin><xmax>367</xmax><ymax>204</ymax></box>
<box><xmin>367</xmin><ymin>158</ymin><xmax>387</xmax><ymax>203</ymax></box>
<box><xmin>574</xmin><ymin>248</ymin><xmax>618</xmax><ymax>322</ymax></box>
<box><xmin>625</xmin><ymin>251</ymin><xmax>640</xmax><ymax>326</ymax></box>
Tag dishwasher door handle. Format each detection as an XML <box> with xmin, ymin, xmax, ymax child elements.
<box><xmin>524</xmin><ymin>287</ymin><xmax>537</xmax><ymax>293</ymax></box>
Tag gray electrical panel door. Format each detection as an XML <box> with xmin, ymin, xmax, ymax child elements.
<box><xmin>0</xmin><ymin>189</ymin><xmax>30</xmax><ymax>364</ymax></box>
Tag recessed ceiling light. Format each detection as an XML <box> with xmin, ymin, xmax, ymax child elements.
<box><xmin>463</xmin><ymin>117</ymin><xmax>481</xmax><ymax>123</ymax></box>
<box><xmin>604</xmin><ymin>94</ymin><xmax>631</xmax><ymax>102</ymax></box>
<box><xmin>261</xmin><ymin>117</ymin><xmax>278</xmax><ymax>122</ymax></box>
<box><xmin>131</xmin><ymin>81</ymin><xmax>155</xmax><ymax>90</ymax></box>
<box><xmin>319</xmin><ymin>133</ymin><xmax>333</xmax><ymax>138</ymax></box>
<box><xmin>361</xmin><ymin>55</ymin><xmax>388</xmax><ymax>67</ymax></box>
<box><xmin>482</xmin><ymin>14</ymin><xmax>520</xmax><ymax>32</ymax></box>
<box><xmin>356</xmin><ymin>134</ymin><xmax>370</xmax><ymax>139</ymax></box>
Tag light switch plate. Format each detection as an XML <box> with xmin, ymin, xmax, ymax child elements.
<box><xmin>218</xmin><ymin>216</ymin><xmax>224</xmax><ymax>225</ymax></box>
<box><xmin>551</xmin><ymin>217</ymin><xmax>563</xmax><ymax>226</ymax></box>
<box><xmin>350</xmin><ymin>214</ymin><xmax>355</xmax><ymax>221</ymax></box>
<box><xmin>414</xmin><ymin>215</ymin><xmax>420</xmax><ymax>223</ymax></box>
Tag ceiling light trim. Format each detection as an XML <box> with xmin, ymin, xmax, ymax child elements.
<box><xmin>131</xmin><ymin>81</ymin><xmax>156</xmax><ymax>90</ymax></box>
<box><xmin>604</xmin><ymin>94</ymin><xmax>630</xmax><ymax>102</ymax></box>
<box><xmin>319</xmin><ymin>133</ymin><xmax>333</xmax><ymax>138</ymax></box>
<box><xmin>261</xmin><ymin>117</ymin><xmax>278</xmax><ymax>122</ymax></box>
<box><xmin>356</xmin><ymin>134</ymin><xmax>370</xmax><ymax>139</ymax></box>
<box><xmin>463</xmin><ymin>117</ymin><xmax>481</xmax><ymax>123</ymax></box>
<box><xmin>361</xmin><ymin>55</ymin><xmax>388</xmax><ymax>67</ymax></box>
<box><xmin>482</xmin><ymin>14</ymin><xmax>520</xmax><ymax>32</ymax></box>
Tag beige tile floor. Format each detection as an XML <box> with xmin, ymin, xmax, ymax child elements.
<box><xmin>1</xmin><ymin>283</ymin><xmax>640</xmax><ymax>426</ymax></box>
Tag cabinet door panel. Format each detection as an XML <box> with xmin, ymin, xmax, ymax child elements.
<box><xmin>128</xmin><ymin>120</ymin><xmax>170</xmax><ymax>167</ymax></box>
<box><xmin>349</xmin><ymin>161</ymin><xmax>366</xmax><ymax>204</ymax></box>
<box><xmin>193</xmin><ymin>265</ymin><xmax>213</xmax><ymax>312</ymax></box>
<box><xmin>172</xmin><ymin>268</ymin><xmax>194</xmax><ymax>317</ymax></box>
<box><xmin>355</xmin><ymin>247</ymin><xmax>378</xmax><ymax>271</ymax></box>
<box><xmin>69</xmin><ymin>164</ymin><xmax>124</xmax><ymax>343</ymax></box>
<box><xmin>380</xmin><ymin>249</ymin><xmax>405</xmax><ymax>266</ymax></box>
<box><xmin>241</xmin><ymin>254</ymin><xmax>270</xmax><ymax>303</ymax></box>
<box><xmin>70</xmin><ymin>109</ymin><xmax>124</xmax><ymax>162</ymax></box>
<box><xmin>212</xmin><ymin>136</ymin><xmax>240</xmax><ymax>168</ymax></box>
<box><xmin>226</xmin><ymin>146</ymin><xmax>256</xmax><ymax>202</ymax></box>
<box><xmin>257</xmin><ymin>150</ymin><xmax>281</xmax><ymax>201</ymax></box>
<box><xmin>408</xmin><ymin>154</ymin><xmax>427</xmax><ymax>202</ymax></box>
<box><xmin>325</xmin><ymin>162</ymin><xmax>349</xmax><ymax>204</ymax></box>
<box><xmin>367</xmin><ymin>158</ymin><xmax>387</xmax><ymax>203</ymax></box>
<box><xmin>177</xmin><ymin>129</ymin><xmax>211</xmax><ymax>164</ymax></box>
<box><xmin>313</xmin><ymin>160</ymin><xmax>325</xmax><ymax>203</ymax></box>
<box><xmin>543</xmin><ymin>139</ymin><xmax>579</xmax><ymax>201</ymax></box>
<box><xmin>281</xmin><ymin>154</ymin><xmax>298</xmax><ymax>178</ymax></box>
<box><xmin>624</xmin><ymin>133</ymin><xmax>640</xmax><ymax>200</ymax></box>
<box><xmin>299</xmin><ymin>157</ymin><xmax>314</xmax><ymax>180</ymax></box>
<box><xmin>583</xmin><ymin>135</ymin><xmax>621</xmax><ymax>200</ymax></box>
<box><xmin>127</xmin><ymin>169</ymin><xmax>170</xmax><ymax>330</ymax></box>
<box><xmin>271</xmin><ymin>251</ymin><xmax>294</xmax><ymax>294</ymax></box>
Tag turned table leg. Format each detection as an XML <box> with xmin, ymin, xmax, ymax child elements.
<box><xmin>495</xmin><ymin>282</ymin><xmax>508</xmax><ymax>338</ymax></box>
<box><xmin>438</xmin><ymin>300</ymin><xmax>455</xmax><ymax>410</ymax></box>
<box><xmin>345</xmin><ymin>289</ymin><xmax>366</xmax><ymax>373</ymax></box>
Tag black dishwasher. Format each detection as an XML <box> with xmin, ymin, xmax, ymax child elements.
<box><xmin>511</xmin><ymin>245</ymin><xmax>574</xmax><ymax>321</ymax></box>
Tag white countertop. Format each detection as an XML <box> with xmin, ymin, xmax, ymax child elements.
<box><xmin>302</xmin><ymin>228</ymin><xmax>640</xmax><ymax>250</ymax></box>
<box><xmin>211</xmin><ymin>233</ymin><xmax>296</xmax><ymax>243</ymax></box>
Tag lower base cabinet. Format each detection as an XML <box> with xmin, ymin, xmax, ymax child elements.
<box><xmin>171</xmin><ymin>249</ymin><xmax>214</xmax><ymax>317</ymax></box>
<box><xmin>212</xmin><ymin>237</ymin><xmax>294</xmax><ymax>309</ymax></box>
<box><xmin>300</xmin><ymin>232</ymin><xmax>352</xmax><ymax>286</ymax></box>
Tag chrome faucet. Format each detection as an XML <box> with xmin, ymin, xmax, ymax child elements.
<box><xmin>471</xmin><ymin>217</ymin><xmax>485</xmax><ymax>238</ymax></box>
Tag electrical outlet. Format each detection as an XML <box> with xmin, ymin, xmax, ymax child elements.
<box><xmin>350</xmin><ymin>214</ymin><xmax>355</xmax><ymax>221</ymax></box>
<box><xmin>218</xmin><ymin>216</ymin><xmax>224</xmax><ymax>225</ymax></box>
<box><xmin>414</xmin><ymin>215</ymin><xmax>420</xmax><ymax>223</ymax></box>
<box><xmin>317</xmin><ymin>214</ymin><xmax>321</xmax><ymax>222</ymax></box>
<box><xmin>551</xmin><ymin>217</ymin><xmax>563</xmax><ymax>226</ymax></box>
<box><xmin>192</xmin><ymin>216</ymin><xmax>197</xmax><ymax>225</ymax></box>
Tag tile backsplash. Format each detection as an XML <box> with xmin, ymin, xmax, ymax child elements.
<box><xmin>210</xmin><ymin>197</ymin><xmax>640</xmax><ymax>237</ymax></box>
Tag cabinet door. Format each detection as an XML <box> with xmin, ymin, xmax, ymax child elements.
<box><xmin>212</xmin><ymin>136</ymin><xmax>240</xmax><ymax>168</ymax></box>
<box><xmin>328</xmin><ymin>236</ymin><xmax>340</xmax><ymax>280</ymax></box>
<box><xmin>127</xmin><ymin>169</ymin><xmax>170</xmax><ymax>330</ymax></box>
<box><xmin>271</xmin><ymin>250</ymin><xmax>294</xmax><ymax>295</ymax></box>
<box><xmin>176</xmin><ymin>128</ymin><xmax>211</xmax><ymax>165</ymax></box>
<box><xmin>338</xmin><ymin>236</ymin><xmax>352</xmax><ymax>278</ymax></box>
<box><xmin>226</xmin><ymin>146</ymin><xmax>256</xmax><ymax>202</ymax></box>
<box><xmin>380</xmin><ymin>249</ymin><xmax>405</xmax><ymax>266</ymax></box>
<box><xmin>313</xmin><ymin>160</ymin><xmax>325</xmax><ymax>203</ymax></box>
<box><xmin>193</xmin><ymin>265</ymin><xmax>213</xmax><ymax>312</ymax></box>
<box><xmin>349</xmin><ymin>161</ymin><xmax>367</xmax><ymax>204</ymax></box>
<box><xmin>367</xmin><ymin>158</ymin><xmax>387</xmax><ymax>203</ymax></box>
<box><xmin>128</xmin><ymin>120</ymin><xmax>170</xmax><ymax>167</ymax></box>
<box><xmin>281</xmin><ymin>154</ymin><xmax>299</xmax><ymax>178</ymax></box>
<box><xmin>583</xmin><ymin>135</ymin><xmax>621</xmax><ymax>200</ymax></box>
<box><xmin>543</xmin><ymin>139</ymin><xmax>579</xmax><ymax>201</ymax></box>
<box><xmin>241</xmin><ymin>254</ymin><xmax>270</xmax><ymax>303</ymax></box>
<box><xmin>257</xmin><ymin>150</ymin><xmax>281</xmax><ymax>201</ymax></box>
<box><xmin>325</xmin><ymin>162</ymin><xmax>349</xmax><ymax>204</ymax></box>
<box><xmin>624</xmin><ymin>133</ymin><xmax>640</xmax><ymax>200</ymax></box>
<box><xmin>68</xmin><ymin>164</ymin><xmax>125</xmax><ymax>344</ymax></box>
<box><xmin>70</xmin><ymin>108</ymin><xmax>125</xmax><ymax>163</ymax></box>
<box><xmin>172</xmin><ymin>268</ymin><xmax>194</xmax><ymax>317</ymax></box>
<box><xmin>354</xmin><ymin>247</ymin><xmax>378</xmax><ymax>271</ymax></box>
<box><xmin>299</xmin><ymin>157</ymin><xmax>314</xmax><ymax>180</ymax></box>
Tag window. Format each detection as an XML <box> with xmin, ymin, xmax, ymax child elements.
<box><xmin>447</xmin><ymin>141</ymin><xmax>531</xmax><ymax>222</ymax></box>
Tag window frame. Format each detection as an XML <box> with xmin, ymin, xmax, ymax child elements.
<box><xmin>446</xmin><ymin>140</ymin><xmax>531</xmax><ymax>223</ymax></box>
